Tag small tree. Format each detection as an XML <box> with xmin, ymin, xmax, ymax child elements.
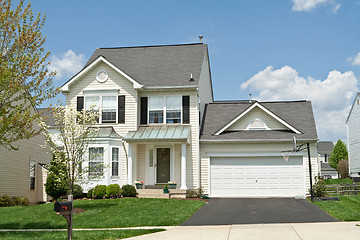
<box><xmin>329</xmin><ymin>140</ymin><xmax>348</xmax><ymax>176</ymax></box>
<box><xmin>0</xmin><ymin>0</ymin><xmax>58</xmax><ymax>150</ymax></box>
<box><xmin>41</xmin><ymin>106</ymin><xmax>99</xmax><ymax>196</ymax></box>
<box><xmin>337</xmin><ymin>159</ymin><xmax>349</xmax><ymax>179</ymax></box>
<box><xmin>45</xmin><ymin>153</ymin><xmax>68</xmax><ymax>200</ymax></box>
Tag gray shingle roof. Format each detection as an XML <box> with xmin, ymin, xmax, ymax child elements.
<box><xmin>200</xmin><ymin>100</ymin><xmax>318</xmax><ymax>141</ymax></box>
<box><xmin>321</xmin><ymin>162</ymin><xmax>336</xmax><ymax>171</ymax></box>
<box><xmin>318</xmin><ymin>141</ymin><xmax>334</xmax><ymax>154</ymax></box>
<box><xmin>84</xmin><ymin>43</ymin><xmax>207</xmax><ymax>87</ymax></box>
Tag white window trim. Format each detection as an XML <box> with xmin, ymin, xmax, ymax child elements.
<box><xmin>88</xmin><ymin>146</ymin><xmax>105</xmax><ymax>177</ymax></box>
<box><xmin>111</xmin><ymin>147</ymin><xmax>119</xmax><ymax>177</ymax></box>
<box><xmin>29</xmin><ymin>158</ymin><xmax>36</xmax><ymax>191</ymax></box>
<box><xmin>84</xmin><ymin>93</ymin><xmax>118</xmax><ymax>124</ymax></box>
<box><xmin>148</xmin><ymin>96</ymin><xmax>182</xmax><ymax>124</ymax></box>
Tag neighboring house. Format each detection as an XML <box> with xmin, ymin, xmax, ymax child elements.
<box><xmin>0</xmin><ymin>109</ymin><xmax>50</xmax><ymax>204</ymax></box>
<box><xmin>346</xmin><ymin>92</ymin><xmax>360</xmax><ymax>177</ymax></box>
<box><xmin>317</xmin><ymin>141</ymin><xmax>337</xmax><ymax>179</ymax></box>
<box><xmin>60</xmin><ymin>42</ymin><xmax>318</xmax><ymax>198</ymax></box>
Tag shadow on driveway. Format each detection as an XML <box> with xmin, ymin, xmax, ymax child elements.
<box><xmin>181</xmin><ymin>198</ymin><xmax>339</xmax><ymax>226</ymax></box>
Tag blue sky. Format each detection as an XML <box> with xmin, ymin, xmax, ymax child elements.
<box><xmin>30</xmin><ymin>0</ymin><xmax>360</xmax><ymax>142</ymax></box>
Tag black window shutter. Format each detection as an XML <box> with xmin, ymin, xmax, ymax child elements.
<box><xmin>118</xmin><ymin>95</ymin><xmax>125</xmax><ymax>123</ymax></box>
<box><xmin>182</xmin><ymin>96</ymin><xmax>190</xmax><ymax>124</ymax></box>
<box><xmin>140</xmin><ymin>97</ymin><xmax>148</xmax><ymax>124</ymax></box>
<box><xmin>77</xmin><ymin>96</ymin><xmax>84</xmax><ymax>112</ymax></box>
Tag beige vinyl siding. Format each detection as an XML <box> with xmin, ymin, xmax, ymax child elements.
<box><xmin>0</xmin><ymin>133</ymin><xmax>51</xmax><ymax>203</ymax></box>
<box><xmin>136</xmin><ymin>144</ymin><xmax>146</xmax><ymax>182</ymax></box>
<box><xmin>227</xmin><ymin>106</ymin><xmax>289</xmax><ymax>131</ymax></box>
<box><xmin>37</xmin><ymin>166</ymin><xmax>49</xmax><ymax>202</ymax></box>
<box><xmin>200</xmin><ymin>141</ymin><xmax>318</xmax><ymax>196</ymax></box>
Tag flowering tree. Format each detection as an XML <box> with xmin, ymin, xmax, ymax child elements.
<box><xmin>40</xmin><ymin>106</ymin><xmax>100</xmax><ymax>196</ymax></box>
<box><xmin>0</xmin><ymin>0</ymin><xmax>58</xmax><ymax>150</ymax></box>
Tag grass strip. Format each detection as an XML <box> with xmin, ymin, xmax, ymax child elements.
<box><xmin>0</xmin><ymin>198</ymin><xmax>205</xmax><ymax>229</ymax></box>
<box><xmin>311</xmin><ymin>196</ymin><xmax>360</xmax><ymax>221</ymax></box>
<box><xmin>0</xmin><ymin>229</ymin><xmax>164</xmax><ymax>240</ymax></box>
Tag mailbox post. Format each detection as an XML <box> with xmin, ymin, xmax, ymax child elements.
<box><xmin>54</xmin><ymin>201</ymin><xmax>73</xmax><ymax>240</ymax></box>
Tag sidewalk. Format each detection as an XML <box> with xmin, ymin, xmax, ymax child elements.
<box><xmin>126</xmin><ymin>222</ymin><xmax>360</xmax><ymax>240</ymax></box>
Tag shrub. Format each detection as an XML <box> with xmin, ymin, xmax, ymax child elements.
<box><xmin>71</xmin><ymin>184</ymin><xmax>84</xmax><ymax>199</ymax></box>
<box><xmin>311</xmin><ymin>177</ymin><xmax>327</xmax><ymax>197</ymax></box>
<box><xmin>121</xmin><ymin>184</ymin><xmax>137</xmax><ymax>197</ymax></box>
<box><xmin>45</xmin><ymin>173</ymin><xmax>68</xmax><ymax>200</ymax></box>
<box><xmin>87</xmin><ymin>188</ymin><xmax>94</xmax><ymax>198</ymax></box>
<box><xmin>186</xmin><ymin>188</ymin><xmax>203</xmax><ymax>198</ymax></box>
<box><xmin>337</xmin><ymin>159</ymin><xmax>349</xmax><ymax>178</ymax></box>
<box><xmin>106</xmin><ymin>184</ymin><xmax>121</xmax><ymax>198</ymax></box>
<box><xmin>11</xmin><ymin>196</ymin><xmax>29</xmax><ymax>206</ymax></box>
<box><xmin>93</xmin><ymin>185</ymin><xmax>107</xmax><ymax>199</ymax></box>
<box><xmin>45</xmin><ymin>154</ymin><xmax>68</xmax><ymax>200</ymax></box>
<box><xmin>0</xmin><ymin>194</ymin><xmax>14</xmax><ymax>207</ymax></box>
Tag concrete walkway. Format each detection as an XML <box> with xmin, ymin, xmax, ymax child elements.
<box><xmin>126</xmin><ymin>222</ymin><xmax>360</xmax><ymax>240</ymax></box>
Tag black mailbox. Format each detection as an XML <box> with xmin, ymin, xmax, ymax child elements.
<box><xmin>54</xmin><ymin>201</ymin><xmax>72</xmax><ymax>212</ymax></box>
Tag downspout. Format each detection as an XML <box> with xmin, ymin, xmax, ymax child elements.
<box><xmin>121</xmin><ymin>140</ymin><xmax>129</xmax><ymax>184</ymax></box>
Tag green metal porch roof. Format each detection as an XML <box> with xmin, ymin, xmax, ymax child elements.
<box><xmin>125</xmin><ymin>125</ymin><xmax>190</xmax><ymax>142</ymax></box>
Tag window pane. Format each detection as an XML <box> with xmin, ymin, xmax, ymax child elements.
<box><xmin>102</xmin><ymin>110</ymin><xmax>116</xmax><ymax>123</ymax></box>
<box><xmin>112</xmin><ymin>148</ymin><xmax>119</xmax><ymax>161</ymax></box>
<box><xmin>102</xmin><ymin>96</ymin><xmax>116</xmax><ymax>123</ymax></box>
<box><xmin>102</xmin><ymin>96</ymin><xmax>117</xmax><ymax>109</ymax></box>
<box><xmin>89</xmin><ymin>147</ymin><xmax>104</xmax><ymax>161</ymax></box>
<box><xmin>149</xmin><ymin>110</ymin><xmax>163</xmax><ymax>123</ymax></box>
<box><xmin>149</xmin><ymin>97</ymin><xmax>163</xmax><ymax>110</ymax></box>
<box><xmin>112</xmin><ymin>162</ymin><xmax>118</xmax><ymax>176</ymax></box>
<box><xmin>85</xmin><ymin>96</ymin><xmax>100</xmax><ymax>110</ymax></box>
<box><xmin>166</xmin><ymin>110</ymin><xmax>181</xmax><ymax>123</ymax></box>
<box><xmin>149</xmin><ymin>150</ymin><xmax>153</xmax><ymax>167</ymax></box>
<box><xmin>166</xmin><ymin>96</ymin><xmax>181</xmax><ymax>110</ymax></box>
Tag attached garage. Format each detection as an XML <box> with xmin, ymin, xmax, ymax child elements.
<box><xmin>210</xmin><ymin>156</ymin><xmax>304</xmax><ymax>197</ymax></box>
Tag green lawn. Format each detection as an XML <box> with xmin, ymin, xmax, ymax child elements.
<box><xmin>323</xmin><ymin>178</ymin><xmax>353</xmax><ymax>185</ymax></box>
<box><xmin>0</xmin><ymin>198</ymin><xmax>205</xmax><ymax>229</ymax></box>
<box><xmin>0</xmin><ymin>229</ymin><xmax>164</xmax><ymax>240</ymax></box>
<box><xmin>311</xmin><ymin>196</ymin><xmax>360</xmax><ymax>221</ymax></box>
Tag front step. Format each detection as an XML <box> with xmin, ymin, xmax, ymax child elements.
<box><xmin>137</xmin><ymin>189</ymin><xmax>186</xmax><ymax>199</ymax></box>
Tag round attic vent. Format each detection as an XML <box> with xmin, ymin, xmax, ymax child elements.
<box><xmin>96</xmin><ymin>70</ymin><xmax>108</xmax><ymax>83</ymax></box>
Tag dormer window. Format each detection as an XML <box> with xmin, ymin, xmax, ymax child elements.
<box><xmin>246</xmin><ymin>119</ymin><xmax>268</xmax><ymax>130</ymax></box>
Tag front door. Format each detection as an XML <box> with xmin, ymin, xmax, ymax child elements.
<box><xmin>156</xmin><ymin>148</ymin><xmax>170</xmax><ymax>183</ymax></box>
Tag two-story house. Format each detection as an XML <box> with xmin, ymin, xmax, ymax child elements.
<box><xmin>61</xmin><ymin>42</ymin><xmax>318</xmax><ymax>198</ymax></box>
<box><xmin>61</xmin><ymin>43</ymin><xmax>212</xmax><ymax>193</ymax></box>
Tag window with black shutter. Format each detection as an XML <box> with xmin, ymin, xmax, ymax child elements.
<box><xmin>77</xmin><ymin>96</ymin><xmax>84</xmax><ymax>112</ymax></box>
<box><xmin>182</xmin><ymin>96</ymin><xmax>190</xmax><ymax>124</ymax></box>
<box><xmin>140</xmin><ymin>97</ymin><xmax>148</xmax><ymax>124</ymax></box>
<box><xmin>118</xmin><ymin>95</ymin><xmax>125</xmax><ymax>123</ymax></box>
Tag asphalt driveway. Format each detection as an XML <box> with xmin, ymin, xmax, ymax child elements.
<box><xmin>181</xmin><ymin>198</ymin><xmax>339</xmax><ymax>225</ymax></box>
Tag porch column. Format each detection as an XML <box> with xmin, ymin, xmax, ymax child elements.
<box><xmin>127</xmin><ymin>143</ymin><xmax>133</xmax><ymax>185</ymax></box>
<box><xmin>181</xmin><ymin>142</ymin><xmax>187</xmax><ymax>190</ymax></box>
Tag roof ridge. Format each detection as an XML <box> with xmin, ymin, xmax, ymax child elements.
<box><xmin>209</xmin><ymin>100</ymin><xmax>308</xmax><ymax>104</ymax></box>
<box><xmin>98</xmin><ymin>43</ymin><xmax>204</xmax><ymax>50</ymax></box>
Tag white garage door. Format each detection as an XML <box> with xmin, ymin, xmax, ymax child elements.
<box><xmin>210</xmin><ymin>157</ymin><xmax>304</xmax><ymax>197</ymax></box>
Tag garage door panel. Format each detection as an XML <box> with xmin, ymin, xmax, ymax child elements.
<box><xmin>210</xmin><ymin>156</ymin><xmax>304</xmax><ymax>197</ymax></box>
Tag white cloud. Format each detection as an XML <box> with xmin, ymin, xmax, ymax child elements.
<box><xmin>332</xmin><ymin>3</ymin><xmax>341</xmax><ymax>13</ymax></box>
<box><xmin>348</xmin><ymin>52</ymin><xmax>360</xmax><ymax>66</ymax></box>
<box><xmin>291</xmin><ymin>0</ymin><xmax>341</xmax><ymax>12</ymax></box>
<box><xmin>241</xmin><ymin>65</ymin><xmax>358</xmax><ymax>141</ymax></box>
<box><xmin>49</xmin><ymin>50</ymin><xmax>86</xmax><ymax>79</ymax></box>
